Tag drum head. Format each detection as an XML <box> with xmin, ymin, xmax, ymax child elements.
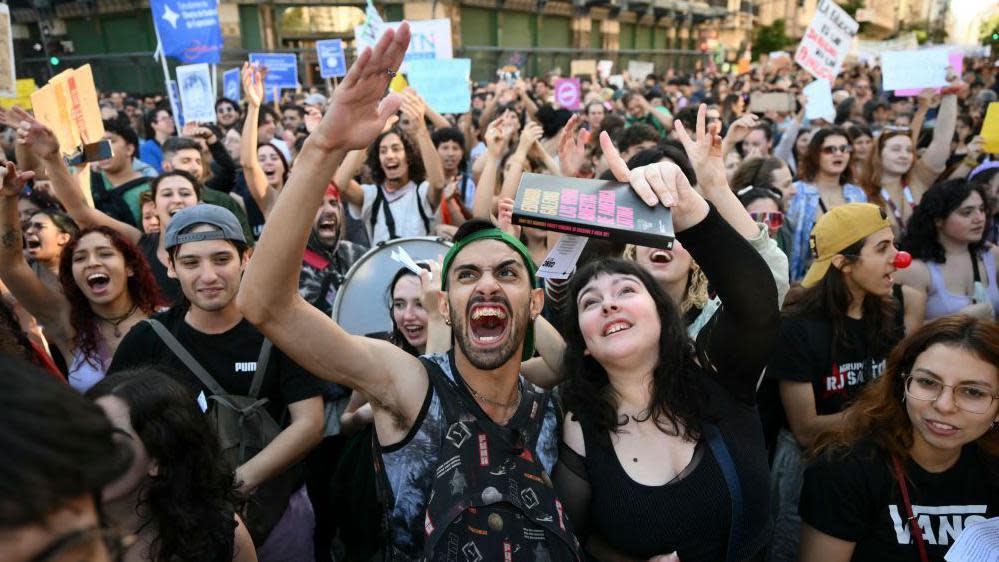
<box><xmin>332</xmin><ymin>236</ymin><xmax>452</xmax><ymax>336</ymax></box>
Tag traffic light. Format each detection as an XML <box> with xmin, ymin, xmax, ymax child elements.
<box><xmin>49</xmin><ymin>55</ymin><xmax>59</xmax><ymax>66</ymax></box>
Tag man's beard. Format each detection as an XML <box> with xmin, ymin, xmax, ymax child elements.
<box><xmin>449</xmin><ymin>296</ymin><xmax>529</xmax><ymax>371</ymax></box>
<box><xmin>312</xmin><ymin>212</ymin><xmax>341</xmax><ymax>248</ymax></box>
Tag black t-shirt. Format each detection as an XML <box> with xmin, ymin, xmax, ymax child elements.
<box><xmin>108</xmin><ymin>305</ymin><xmax>324</xmax><ymax>422</ymax></box>
<box><xmin>801</xmin><ymin>441</ymin><xmax>999</xmax><ymax>561</ymax></box>
<box><xmin>138</xmin><ymin>233</ymin><xmax>182</xmax><ymax>306</ymax></box>
<box><xmin>767</xmin><ymin>315</ymin><xmax>899</xmax><ymax>415</ymax></box>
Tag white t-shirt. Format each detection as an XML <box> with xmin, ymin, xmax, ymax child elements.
<box><xmin>349</xmin><ymin>181</ymin><xmax>434</xmax><ymax>245</ymax></box>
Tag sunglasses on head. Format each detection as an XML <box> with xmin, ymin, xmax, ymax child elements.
<box><xmin>750</xmin><ymin>211</ymin><xmax>784</xmax><ymax>230</ymax></box>
<box><xmin>821</xmin><ymin>144</ymin><xmax>852</xmax><ymax>155</ymax></box>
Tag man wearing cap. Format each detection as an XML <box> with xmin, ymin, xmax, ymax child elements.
<box><xmin>240</xmin><ymin>26</ymin><xmax>584</xmax><ymax>561</ymax></box>
<box><xmin>766</xmin><ymin>203</ymin><xmax>916</xmax><ymax>562</ymax></box>
<box><xmin>109</xmin><ymin>204</ymin><xmax>324</xmax><ymax>560</ymax></box>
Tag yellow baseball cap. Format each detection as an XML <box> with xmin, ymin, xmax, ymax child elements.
<box><xmin>801</xmin><ymin>203</ymin><xmax>891</xmax><ymax>288</ymax></box>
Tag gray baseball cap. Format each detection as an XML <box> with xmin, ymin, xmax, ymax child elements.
<box><xmin>164</xmin><ymin>204</ymin><xmax>246</xmax><ymax>250</ymax></box>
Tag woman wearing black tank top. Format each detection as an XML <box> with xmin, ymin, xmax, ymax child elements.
<box><xmin>552</xmin><ymin>137</ymin><xmax>780</xmax><ymax>561</ymax></box>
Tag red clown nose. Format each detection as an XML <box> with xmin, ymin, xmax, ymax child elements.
<box><xmin>893</xmin><ymin>251</ymin><xmax>912</xmax><ymax>269</ymax></box>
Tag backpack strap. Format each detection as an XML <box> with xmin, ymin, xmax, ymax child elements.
<box><xmin>371</xmin><ymin>184</ymin><xmax>431</xmax><ymax>240</ymax></box>
<box><xmin>703</xmin><ymin>423</ymin><xmax>743</xmax><ymax>562</ymax></box>
<box><xmin>248</xmin><ymin>340</ymin><xmax>273</xmax><ymax>399</ymax></box>
<box><xmin>145</xmin><ymin>319</ymin><xmax>227</xmax><ymax>397</ymax></box>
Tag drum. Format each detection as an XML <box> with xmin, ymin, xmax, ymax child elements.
<box><xmin>332</xmin><ymin>236</ymin><xmax>452</xmax><ymax>337</ymax></box>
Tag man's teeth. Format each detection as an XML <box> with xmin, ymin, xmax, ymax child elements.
<box><xmin>471</xmin><ymin>307</ymin><xmax>507</xmax><ymax>320</ymax></box>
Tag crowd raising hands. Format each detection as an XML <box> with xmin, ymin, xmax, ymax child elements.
<box><xmin>1</xmin><ymin>20</ymin><xmax>998</xmax><ymax>562</ymax></box>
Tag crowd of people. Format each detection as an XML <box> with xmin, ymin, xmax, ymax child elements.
<box><xmin>2</xmin><ymin>22</ymin><xmax>998</xmax><ymax>562</ymax></box>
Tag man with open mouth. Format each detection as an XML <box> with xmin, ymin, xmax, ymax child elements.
<box><xmin>239</xmin><ymin>27</ymin><xmax>582</xmax><ymax>561</ymax></box>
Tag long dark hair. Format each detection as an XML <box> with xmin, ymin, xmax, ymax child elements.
<box><xmin>365</xmin><ymin>128</ymin><xmax>425</xmax><ymax>187</ymax></box>
<box><xmin>87</xmin><ymin>369</ymin><xmax>240</xmax><ymax>562</ymax></box>
<box><xmin>798</xmin><ymin>127</ymin><xmax>853</xmax><ymax>185</ymax></box>
<box><xmin>782</xmin><ymin>236</ymin><xmax>900</xmax><ymax>357</ymax></box>
<box><xmin>811</xmin><ymin>316</ymin><xmax>999</xmax><ymax>464</ymax></box>
<box><xmin>902</xmin><ymin>180</ymin><xmax>990</xmax><ymax>263</ymax></box>
<box><xmin>58</xmin><ymin>227</ymin><xmax>162</xmax><ymax>365</ymax></box>
<box><xmin>560</xmin><ymin>259</ymin><xmax>710</xmax><ymax>440</ymax></box>
<box><xmin>387</xmin><ymin>264</ymin><xmax>430</xmax><ymax>357</ymax></box>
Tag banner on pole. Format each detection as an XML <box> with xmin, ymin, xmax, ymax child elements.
<box><xmin>794</xmin><ymin>0</ymin><xmax>858</xmax><ymax>82</ymax></box>
<box><xmin>149</xmin><ymin>0</ymin><xmax>223</xmax><ymax>64</ymax></box>
<box><xmin>317</xmin><ymin>39</ymin><xmax>347</xmax><ymax>78</ymax></box>
<box><xmin>222</xmin><ymin>67</ymin><xmax>240</xmax><ymax>103</ymax></box>
<box><xmin>176</xmin><ymin>63</ymin><xmax>216</xmax><ymax>124</ymax></box>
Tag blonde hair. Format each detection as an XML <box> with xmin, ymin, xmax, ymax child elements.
<box><xmin>623</xmin><ymin>244</ymin><xmax>710</xmax><ymax>315</ymax></box>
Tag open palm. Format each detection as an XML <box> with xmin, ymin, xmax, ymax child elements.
<box><xmin>2</xmin><ymin>106</ymin><xmax>61</xmax><ymax>159</ymax></box>
<box><xmin>312</xmin><ymin>24</ymin><xmax>411</xmax><ymax>152</ymax></box>
<box><xmin>241</xmin><ymin>62</ymin><xmax>266</xmax><ymax>108</ymax></box>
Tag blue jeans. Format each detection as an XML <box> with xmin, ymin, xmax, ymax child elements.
<box><xmin>767</xmin><ymin>428</ymin><xmax>805</xmax><ymax>562</ymax></box>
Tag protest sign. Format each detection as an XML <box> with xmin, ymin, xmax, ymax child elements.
<box><xmin>166</xmin><ymin>79</ymin><xmax>183</xmax><ymax>129</ymax></box>
<box><xmin>982</xmin><ymin>103</ymin><xmax>999</xmax><ymax>154</ymax></box>
<box><xmin>886</xmin><ymin>49</ymin><xmax>962</xmax><ymax>94</ymax></box>
<box><xmin>597</xmin><ymin>60</ymin><xmax>614</xmax><ymax>80</ymax></box>
<box><xmin>222</xmin><ymin>67</ymin><xmax>240</xmax><ymax>103</ymax></box>
<box><xmin>1</xmin><ymin>79</ymin><xmax>37</xmax><ymax>109</ymax></box>
<box><xmin>406</xmin><ymin>58</ymin><xmax>470</xmax><ymax>114</ymax></box>
<box><xmin>627</xmin><ymin>61</ymin><xmax>655</xmax><ymax>79</ymax></box>
<box><xmin>750</xmin><ymin>92</ymin><xmax>794</xmax><ymax>113</ymax></box>
<box><xmin>30</xmin><ymin>66</ymin><xmax>105</xmax><ymax>156</ymax></box>
<box><xmin>248</xmin><ymin>53</ymin><xmax>299</xmax><ymax>90</ymax></box>
<box><xmin>176</xmin><ymin>63</ymin><xmax>216</xmax><ymax>124</ymax></box>
<box><xmin>0</xmin><ymin>4</ymin><xmax>14</xmax><ymax>97</ymax></box>
<box><xmin>553</xmin><ymin>78</ymin><xmax>581</xmax><ymax>110</ymax></box>
<box><xmin>802</xmin><ymin>79</ymin><xmax>835</xmax><ymax>122</ymax></box>
<box><xmin>794</xmin><ymin>0</ymin><xmax>858</xmax><ymax>82</ymax></box>
<box><xmin>317</xmin><ymin>39</ymin><xmax>347</xmax><ymax>78</ymax></box>
<box><xmin>149</xmin><ymin>0</ymin><xmax>222</xmax><ymax>64</ymax></box>
<box><xmin>570</xmin><ymin>60</ymin><xmax>597</xmax><ymax>77</ymax></box>
<box><xmin>354</xmin><ymin>18</ymin><xmax>452</xmax><ymax>72</ymax></box>
<box><xmin>389</xmin><ymin>73</ymin><xmax>409</xmax><ymax>93</ymax></box>
<box><xmin>513</xmin><ymin>173</ymin><xmax>675</xmax><ymax>249</ymax></box>
<box><xmin>853</xmin><ymin>32</ymin><xmax>918</xmax><ymax>63</ymax></box>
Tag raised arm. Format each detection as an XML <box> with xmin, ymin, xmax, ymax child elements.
<box><xmin>497</xmin><ymin>120</ymin><xmax>543</xmax><ymax>203</ymax></box>
<box><xmin>237</xmin><ymin>26</ymin><xmax>426</xmax><ymax>427</ymax></box>
<box><xmin>914</xmin><ymin>80</ymin><xmax>960</xmax><ymax>193</ymax></box>
<box><xmin>239</xmin><ymin>63</ymin><xmax>279</xmax><ymax>217</ymax></box>
<box><xmin>470</xmin><ymin>118</ymin><xmax>508</xmax><ymax>220</ymax></box>
<box><xmin>1</xmin><ymin>107</ymin><xmax>142</xmax><ymax>245</ymax></box>
<box><xmin>399</xmin><ymin>89</ymin><xmax>446</xmax><ymax>208</ymax></box>
<box><xmin>0</xmin><ymin>162</ymin><xmax>71</xmax><ymax>346</ymax></box>
<box><xmin>773</xmin><ymin>95</ymin><xmax>806</xmax><ymax>165</ymax></box>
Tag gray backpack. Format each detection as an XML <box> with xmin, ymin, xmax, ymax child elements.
<box><xmin>146</xmin><ymin>319</ymin><xmax>300</xmax><ymax>546</ymax></box>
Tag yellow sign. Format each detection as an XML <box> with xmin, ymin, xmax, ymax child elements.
<box><xmin>29</xmin><ymin>65</ymin><xmax>105</xmax><ymax>155</ymax></box>
<box><xmin>389</xmin><ymin>73</ymin><xmax>409</xmax><ymax>93</ymax></box>
<box><xmin>0</xmin><ymin>78</ymin><xmax>38</xmax><ymax>109</ymax></box>
<box><xmin>983</xmin><ymin>102</ymin><xmax>999</xmax><ymax>154</ymax></box>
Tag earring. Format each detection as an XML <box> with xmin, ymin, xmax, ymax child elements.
<box><xmin>444</xmin><ymin>317</ymin><xmax>451</xmax><ymax>326</ymax></box>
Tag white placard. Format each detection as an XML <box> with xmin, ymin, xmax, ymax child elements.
<box><xmin>794</xmin><ymin>0</ymin><xmax>858</xmax><ymax>82</ymax></box>
<box><xmin>881</xmin><ymin>48</ymin><xmax>952</xmax><ymax>92</ymax></box>
<box><xmin>537</xmin><ymin>235</ymin><xmax>588</xmax><ymax>280</ymax></box>
<box><xmin>803</xmin><ymin>79</ymin><xmax>836</xmax><ymax>122</ymax></box>
<box><xmin>354</xmin><ymin>18</ymin><xmax>453</xmax><ymax>73</ymax></box>
<box><xmin>627</xmin><ymin>60</ymin><xmax>655</xmax><ymax>79</ymax></box>
<box><xmin>175</xmin><ymin>63</ymin><xmax>217</xmax><ymax>124</ymax></box>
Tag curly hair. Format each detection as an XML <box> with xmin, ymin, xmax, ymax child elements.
<box><xmin>798</xmin><ymin>127</ymin><xmax>853</xmax><ymax>185</ymax></box>
<box><xmin>810</xmin><ymin>316</ymin><xmax>999</xmax><ymax>467</ymax></box>
<box><xmin>86</xmin><ymin>369</ymin><xmax>240</xmax><ymax>562</ymax></box>
<box><xmin>858</xmin><ymin>128</ymin><xmax>913</xmax><ymax>207</ymax></box>
<box><xmin>58</xmin><ymin>227</ymin><xmax>162</xmax><ymax>366</ymax></box>
<box><xmin>622</xmin><ymin>244</ymin><xmax>709</xmax><ymax>316</ymax></box>
<box><xmin>365</xmin><ymin>128</ymin><xmax>426</xmax><ymax>187</ymax></box>
<box><xmin>560</xmin><ymin>258</ymin><xmax>711</xmax><ymax>440</ymax></box>
<box><xmin>901</xmin><ymin>180</ymin><xmax>990</xmax><ymax>263</ymax></box>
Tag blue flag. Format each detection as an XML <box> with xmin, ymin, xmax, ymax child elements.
<box><xmin>150</xmin><ymin>0</ymin><xmax>223</xmax><ymax>64</ymax></box>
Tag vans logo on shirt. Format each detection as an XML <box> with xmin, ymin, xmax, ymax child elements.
<box><xmin>889</xmin><ymin>504</ymin><xmax>989</xmax><ymax>546</ymax></box>
<box><xmin>234</xmin><ymin>362</ymin><xmax>257</xmax><ymax>373</ymax></box>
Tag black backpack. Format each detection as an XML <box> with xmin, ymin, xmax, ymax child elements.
<box><xmin>145</xmin><ymin>319</ymin><xmax>302</xmax><ymax>546</ymax></box>
<box><xmin>90</xmin><ymin>173</ymin><xmax>148</xmax><ymax>229</ymax></box>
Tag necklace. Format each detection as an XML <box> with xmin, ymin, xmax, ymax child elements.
<box><xmin>96</xmin><ymin>305</ymin><xmax>139</xmax><ymax>337</ymax></box>
<box><xmin>460</xmin><ymin>375</ymin><xmax>522</xmax><ymax>410</ymax></box>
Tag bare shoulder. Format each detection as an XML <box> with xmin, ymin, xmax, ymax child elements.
<box><xmin>895</xmin><ymin>259</ymin><xmax>930</xmax><ymax>291</ymax></box>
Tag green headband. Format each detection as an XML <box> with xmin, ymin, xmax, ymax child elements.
<box><xmin>440</xmin><ymin>227</ymin><xmax>540</xmax><ymax>361</ymax></box>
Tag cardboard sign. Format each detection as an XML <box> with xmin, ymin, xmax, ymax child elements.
<box><xmin>176</xmin><ymin>63</ymin><xmax>216</xmax><ymax>124</ymax></box>
<box><xmin>553</xmin><ymin>78</ymin><xmax>581</xmax><ymax>111</ymax></box>
<box><xmin>149</xmin><ymin>0</ymin><xmax>222</xmax><ymax>64</ymax></box>
<box><xmin>0</xmin><ymin>4</ymin><xmax>14</xmax><ymax>97</ymax></box>
<box><xmin>802</xmin><ymin>79</ymin><xmax>835</xmax><ymax>122</ymax></box>
<box><xmin>354</xmin><ymin>18</ymin><xmax>453</xmax><ymax>73</ymax></box>
<box><xmin>222</xmin><ymin>67</ymin><xmax>240</xmax><ymax>102</ymax></box>
<box><xmin>512</xmin><ymin>173</ymin><xmax>675</xmax><ymax>249</ymax></box>
<box><xmin>794</xmin><ymin>0</ymin><xmax>858</xmax><ymax>82</ymax></box>
<box><xmin>407</xmin><ymin>58</ymin><xmax>470</xmax><ymax>114</ymax></box>
<box><xmin>627</xmin><ymin>61</ymin><xmax>655</xmax><ymax>80</ymax></box>
<box><xmin>982</xmin><ymin>102</ymin><xmax>999</xmax><ymax>155</ymax></box>
<box><xmin>570</xmin><ymin>60</ymin><xmax>597</xmax><ymax>77</ymax></box>
<box><xmin>749</xmin><ymin>92</ymin><xmax>794</xmax><ymax>113</ymax></box>
<box><xmin>30</xmin><ymin>65</ymin><xmax>105</xmax><ymax>155</ymax></box>
<box><xmin>317</xmin><ymin>39</ymin><xmax>347</xmax><ymax>79</ymax></box>
<box><xmin>882</xmin><ymin>48</ymin><xmax>955</xmax><ymax>93</ymax></box>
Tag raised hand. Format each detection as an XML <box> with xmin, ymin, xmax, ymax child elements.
<box><xmin>304</xmin><ymin>105</ymin><xmax>322</xmax><ymax>133</ymax></box>
<box><xmin>516</xmin><ymin>121</ymin><xmax>543</xmax><ymax>155</ymax></box>
<box><xmin>484</xmin><ymin>118</ymin><xmax>509</xmax><ymax>157</ymax></box>
<box><xmin>497</xmin><ymin>197</ymin><xmax>521</xmax><ymax>238</ymax></box>
<box><xmin>601</xmin><ymin>129</ymin><xmax>709</xmax><ymax>232</ymax></box>
<box><xmin>311</xmin><ymin>23</ymin><xmax>411</xmax><ymax>152</ymax></box>
<box><xmin>182</xmin><ymin>121</ymin><xmax>217</xmax><ymax>144</ymax></box>
<box><xmin>241</xmin><ymin>62</ymin><xmax>266</xmax><ymax>108</ymax></box>
<box><xmin>0</xmin><ymin>162</ymin><xmax>35</xmax><ymax>198</ymax></box>
<box><xmin>399</xmin><ymin>88</ymin><xmax>427</xmax><ymax>132</ymax></box>
<box><xmin>675</xmin><ymin>104</ymin><xmax>727</xmax><ymax>191</ymax></box>
<box><xmin>917</xmin><ymin>88</ymin><xmax>941</xmax><ymax>109</ymax></box>
<box><xmin>557</xmin><ymin>114</ymin><xmax>589</xmax><ymax>178</ymax></box>
<box><xmin>722</xmin><ymin>112</ymin><xmax>759</xmax><ymax>146</ymax></box>
<box><xmin>418</xmin><ymin>258</ymin><xmax>444</xmax><ymax>314</ymax></box>
<box><xmin>5</xmin><ymin>106</ymin><xmax>61</xmax><ymax>160</ymax></box>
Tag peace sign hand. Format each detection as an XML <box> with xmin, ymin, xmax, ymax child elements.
<box><xmin>674</xmin><ymin>104</ymin><xmax>728</xmax><ymax>192</ymax></box>
<box><xmin>601</xmin><ymin>130</ymin><xmax>709</xmax><ymax>232</ymax></box>
<box><xmin>0</xmin><ymin>162</ymin><xmax>35</xmax><ymax>199</ymax></box>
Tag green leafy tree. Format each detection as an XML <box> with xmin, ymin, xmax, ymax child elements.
<box><xmin>752</xmin><ymin>19</ymin><xmax>794</xmax><ymax>61</ymax></box>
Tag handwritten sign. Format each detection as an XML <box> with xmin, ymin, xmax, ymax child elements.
<box><xmin>794</xmin><ymin>0</ymin><xmax>858</xmax><ymax>82</ymax></box>
<box><xmin>553</xmin><ymin>78</ymin><xmax>581</xmax><ymax>111</ymax></box>
<box><xmin>982</xmin><ymin>103</ymin><xmax>999</xmax><ymax>155</ymax></box>
<box><xmin>354</xmin><ymin>18</ymin><xmax>452</xmax><ymax>73</ymax></box>
<box><xmin>882</xmin><ymin>48</ymin><xmax>956</xmax><ymax>93</ymax></box>
<box><xmin>407</xmin><ymin>58</ymin><xmax>470</xmax><ymax>114</ymax></box>
<box><xmin>30</xmin><ymin>65</ymin><xmax>104</xmax><ymax>153</ymax></box>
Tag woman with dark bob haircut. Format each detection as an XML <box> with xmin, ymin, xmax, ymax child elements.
<box><xmin>798</xmin><ymin>316</ymin><xmax>999</xmax><ymax>562</ymax></box>
<box><xmin>87</xmin><ymin>368</ymin><xmax>257</xmax><ymax>561</ymax></box>
<box><xmin>553</xmin><ymin>153</ymin><xmax>780</xmax><ymax>561</ymax></box>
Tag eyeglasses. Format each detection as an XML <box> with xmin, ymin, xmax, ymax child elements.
<box><xmin>905</xmin><ymin>374</ymin><xmax>999</xmax><ymax>415</ymax></box>
<box><xmin>821</xmin><ymin>144</ymin><xmax>853</xmax><ymax>155</ymax></box>
<box><xmin>750</xmin><ymin>211</ymin><xmax>784</xmax><ymax>230</ymax></box>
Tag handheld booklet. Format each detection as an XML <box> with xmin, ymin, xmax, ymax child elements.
<box><xmin>512</xmin><ymin>173</ymin><xmax>674</xmax><ymax>249</ymax></box>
